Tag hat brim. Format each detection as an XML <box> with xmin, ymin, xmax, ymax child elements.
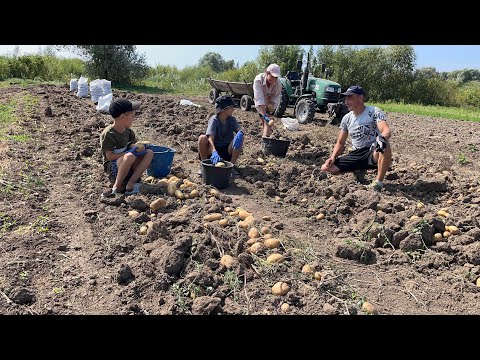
<box><xmin>269</xmin><ymin>72</ymin><xmax>280</xmax><ymax>78</ymax></box>
<box><xmin>131</xmin><ymin>101</ymin><xmax>141</xmax><ymax>110</ymax></box>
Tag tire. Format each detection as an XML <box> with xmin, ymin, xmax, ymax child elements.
<box><xmin>295</xmin><ymin>98</ymin><xmax>316</xmax><ymax>124</ymax></box>
<box><xmin>208</xmin><ymin>88</ymin><xmax>219</xmax><ymax>104</ymax></box>
<box><xmin>274</xmin><ymin>87</ymin><xmax>289</xmax><ymax>117</ymax></box>
<box><xmin>240</xmin><ymin>95</ymin><xmax>252</xmax><ymax>111</ymax></box>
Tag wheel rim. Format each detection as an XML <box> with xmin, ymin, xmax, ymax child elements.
<box><xmin>297</xmin><ymin>103</ymin><xmax>308</xmax><ymax>121</ymax></box>
<box><xmin>240</xmin><ymin>97</ymin><xmax>246</xmax><ymax>109</ymax></box>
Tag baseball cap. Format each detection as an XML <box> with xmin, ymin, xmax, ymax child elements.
<box><xmin>341</xmin><ymin>85</ymin><xmax>366</xmax><ymax>96</ymax></box>
<box><xmin>109</xmin><ymin>98</ymin><xmax>141</xmax><ymax>118</ymax></box>
<box><xmin>215</xmin><ymin>96</ymin><xmax>235</xmax><ymax>114</ymax></box>
<box><xmin>266</xmin><ymin>63</ymin><xmax>281</xmax><ymax>78</ymax></box>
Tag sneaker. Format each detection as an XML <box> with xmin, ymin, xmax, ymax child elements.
<box><xmin>111</xmin><ymin>187</ymin><xmax>118</xmax><ymax>195</ymax></box>
<box><xmin>369</xmin><ymin>180</ymin><xmax>384</xmax><ymax>192</ymax></box>
<box><xmin>125</xmin><ymin>183</ymin><xmax>141</xmax><ymax>195</ymax></box>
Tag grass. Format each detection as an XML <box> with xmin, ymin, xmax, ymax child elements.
<box><xmin>0</xmin><ymin>78</ymin><xmax>63</xmax><ymax>88</ymax></box>
<box><xmin>0</xmin><ymin>93</ymin><xmax>40</xmax><ymax>141</ymax></box>
<box><xmin>367</xmin><ymin>101</ymin><xmax>480</xmax><ymax>122</ymax></box>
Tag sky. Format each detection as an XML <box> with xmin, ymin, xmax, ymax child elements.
<box><xmin>0</xmin><ymin>45</ymin><xmax>479</xmax><ymax>73</ymax></box>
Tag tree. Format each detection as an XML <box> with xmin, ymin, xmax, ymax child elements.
<box><xmin>198</xmin><ymin>52</ymin><xmax>235</xmax><ymax>72</ymax></box>
<box><xmin>257</xmin><ymin>45</ymin><xmax>304</xmax><ymax>76</ymax></box>
<box><xmin>64</xmin><ymin>45</ymin><xmax>149</xmax><ymax>84</ymax></box>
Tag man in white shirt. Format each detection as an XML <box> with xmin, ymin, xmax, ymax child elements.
<box><xmin>321</xmin><ymin>85</ymin><xmax>392</xmax><ymax>191</ymax></box>
<box><xmin>253</xmin><ymin>63</ymin><xmax>283</xmax><ymax>137</ymax></box>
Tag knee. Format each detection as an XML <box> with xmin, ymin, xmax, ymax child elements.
<box><xmin>320</xmin><ymin>164</ymin><xmax>329</xmax><ymax>172</ymax></box>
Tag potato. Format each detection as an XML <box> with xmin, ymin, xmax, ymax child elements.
<box><xmin>476</xmin><ymin>278</ymin><xmax>480</xmax><ymax>287</ymax></box>
<box><xmin>433</xmin><ymin>233</ymin><xmax>443</xmax><ymax>242</ymax></box>
<box><xmin>443</xmin><ymin>231</ymin><xmax>451</xmax><ymax>238</ymax></box>
<box><xmin>249</xmin><ymin>242</ymin><xmax>263</xmax><ymax>254</ymax></box>
<box><xmin>128</xmin><ymin>210</ymin><xmax>139</xmax><ymax>218</ymax></box>
<box><xmin>167</xmin><ymin>181</ymin><xmax>178</xmax><ymax>196</ymax></box>
<box><xmin>174</xmin><ymin>190</ymin><xmax>185</xmax><ymax>200</ymax></box>
<box><xmin>437</xmin><ymin>210</ymin><xmax>449</xmax><ymax>217</ymax></box>
<box><xmin>417</xmin><ymin>202</ymin><xmax>424</xmax><ymax>209</ymax></box>
<box><xmin>313</xmin><ymin>272</ymin><xmax>323</xmax><ymax>280</ymax></box>
<box><xmin>139</xmin><ymin>225</ymin><xmax>148</xmax><ymax>235</ymax></box>
<box><xmin>262</xmin><ymin>215</ymin><xmax>271</xmax><ymax>221</ymax></box>
<box><xmin>316</xmin><ymin>213</ymin><xmax>325</xmax><ymax>220</ymax></box>
<box><xmin>220</xmin><ymin>255</ymin><xmax>236</xmax><ymax>269</ymax></box>
<box><xmin>238</xmin><ymin>216</ymin><xmax>256</xmax><ymax>228</ymax></box>
<box><xmin>446</xmin><ymin>225</ymin><xmax>459</xmax><ymax>234</ymax></box>
<box><xmin>264</xmin><ymin>238</ymin><xmax>280</xmax><ymax>249</ymax></box>
<box><xmin>210</xmin><ymin>189</ymin><xmax>221</xmax><ymax>197</ymax></box>
<box><xmin>280</xmin><ymin>303</ymin><xmax>290</xmax><ymax>313</ymax></box>
<box><xmin>268</xmin><ymin>120</ymin><xmax>274</xmax><ymax>127</ymax></box>
<box><xmin>263</xmin><ymin>233</ymin><xmax>273</xmax><ymax>239</ymax></box>
<box><xmin>150</xmin><ymin>198</ymin><xmax>166</xmax><ymax>211</ymax></box>
<box><xmin>248</xmin><ymin>227</ymin><xmax>260</xmax><ymax>239</ymax></box>
<box><xmin>215</xmin><ymin>162</ymin><xmax>226</xmax><ymax>168</ymax></box>
<box><xmin>145</xmin><ymin>176</ymin><xmax>155</xmax><ymax>184</ymax></box>
<box><xmin>302</xmin><ymin>264</ymin><xmax>315</xmax><ymax>274</ymax></box>
<box><xmin>267</xmin><ymin>253</ymin><xmax>284</xmax><ymax>264</ymax></box>
<box><xmin>272</xmin><ymin>282</ymin><xmax>290</xmax><ymax>296</ymax></box>
<box><xmin>238</xmin><ymin>210</ymin><xmax>252</xmax><ymax>220</ymax></box>
<box><xmin>218</xmin><ymin>219</ymin><xmax>228</xmax><ymax>227</ymax></box>
<box><xmin>189</xmin><ymin>189</ymin><xmax>199</xmax><ymax>198</ymax></box>
<box><xmin>410</xmin><ymin>215</ymin><xmax>421</xmax><ymax>221</ymax></box>
<box><xmin>208</xmin><ymin>196</ymin><xmax>216</xmax><ymax>204</ymax></box>
<box><xmin>362</xmin><ymin>301</ymin><xmax>378</xmax><ymax>315</ymax></box>
<box><xmin>246</xmin><ymin>238</ymin><xmax>258</xmax><ymax>246</ymax></box>
<box><xmin>447</xmin><ymin>199</ymin><xmax>454</xmax><ymax>205</ymax></box>
<box><xmin>260</xmin><ymin>226</ymin><xmax>271</xmax><ymax>235</ymax></box>
<box><xmin>203</xmin><ymin>213</ymin><xmax>223</xmax><ymax>222</ymax></box>
<box><xmin>157</xmin><ymin>178</ymin><xmax>169</xmax><ymax>187</ymax></box>
<box><xmin>257</xmin><ymin>157</ymin><xmax>265</xmax><ymax>164</ymax></box>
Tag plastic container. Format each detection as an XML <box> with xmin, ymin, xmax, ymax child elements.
<box><xmin>147</xmin><ymin>145</ymin><xmax>176</xmax><ymax>178</ymax></box>
<box><xmin>201</xmin><ymin>159</ymin><xmax>233</xmax><ymax>189</ymax></box>
<box><xmin>261</xmin><ymin>137</ymin><xmax>291</xmax><ymax>157</ymax></box>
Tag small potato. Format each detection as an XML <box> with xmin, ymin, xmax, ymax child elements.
<box><xmin>239</xmin><ymin>210</ymin><xmax>252</xmax><ymax>220</ymax></box>
<box><xmin>443</xmin><ymin>231</ymin><xmax>451</xmax><ymax>238</ymax></box>
<box><xmin>263</xmin><ymin>233</ymin><xmax>273</xmax><ymax>239</ymax></box>
<box><xmin>302</xmin><ymin>264</ymin><xmax>315</xmax><ymax>274</ymax></box>
<box><xmin>248</xmin><ymin>227</ymin><xmax>260</xmax><ymax>239</ymax></box>
<box><xmin>262</xmin><ymin>215</ymin><xmax>271</xmax><ymax>221</ymax></box>
<box><xmin>272</xmin><ymin>282</ymin><xmax>290</xmax><ymax>296</ymax></box>
<box><xmin>249</xmin><ymin>242</ymin><xmax>263</xmax><ymax>254</ymax></box>
<box><xmin>220</xmin><ymin>255</ymin><xmax>236</xmax><ymax>269</ymax></box>
<box><xmin>264</xmin><ymin>238</ymin><xmax>281</xmax><ymax>249</ymax></box>
<box><xmin>246</xmin><ymin>238</ymin><xmax>258</xmax><ymax>246</ymax></box>
<box><xmin>362</xmin><ymin>301</ymin><xmax>378</xmax><ymax>315</ymax></box>
<box><xmin>260</xmin><ymin>226</ymin><xmax>271</xmax><ymax>235</ymax></box>
<box><xmin>189</xmin><ymin>189</ymin><xmax>199</xmax><ymax>198</ymax></box>
<box><xmin>174</xmin><ymin>190</ymin><xmax>185</xmax><ymax>200</ymax></box>
<box><xmin>268</xmin><ymin>120</ymin><xmax>274</xmax><ymax>127</ymax></box>
<box><xmin>203</xmin><ymin>213</ymin><xmax>223</xmax><ymax>222</ymax></box>
<box><xmin>150</xmin><ymin>198</ymin><xmax>166</xmax><ymax>211</ymax></box>
<box><xmin>437</xmin><ymin>210</ymin><xmax>449</xmax><ymax>217</ymax></box>
<box><xmin>280</xmin><ymin>303</ymin><xmax>290</xmax><ymax>313</ymax></box>
<box><xmin>316</xmin><ymin>213</ymin><xmax>325</xmax><ymax>220</ymax></box>
<box><xmin>218</xmin><ymin>219</ymin><xmax>228</xmax><ymax>227</ymax></box>
<box><xmin>128</xmin><ymin>210</ymin><xmax>139</xmax><ymax>218</ymax></box>
<box><xmin>433</xmin><ymin>233</ymin><xmax>443</xmax><ymax>242</ymax></box>
<box><xmin>417</xmin><ymin>202</ymin><xmax>424</xmax><ymax>209</ymax></box>
<box><xmin>410</xmin><ymin>215</ymin><xmax>421</xmax><ymax>221</ymax></box>
<box><xmin>267</xmin><ymin>253</ymin><xmax>284</xmax><ymax>264</ymax></box>
<box><xmin>446</xmin><ymin>225</ymin><xmax>459</xmax><ymax>234</ymax></box>
<box><xmin>139</xmin><ymin>225</ymin><xmax>148</xmax><ymax>235</ymax></box>
<box><xmin>476</xmin><ymin>278</ymin><xmax>480</xmax><ymax>287</ymax></box>
<box><xmin>215</xmin><ymin>162</ymin><xmax>226</xmax><ymax>168</ymax></box>
<box><xmin>313</xmin><ymin>272</ymin><xmax>323</xmax><ymax>280</ymax></box>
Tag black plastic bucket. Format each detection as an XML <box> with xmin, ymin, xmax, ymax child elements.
<box><xmin>201</xmin><ymin>159</ymin><xmax>233</xmax><ymax>189</ymax></box>
<box><xmin>262</xmin><ymin>136</ymin><xmax>291</xmax><ymax>157</ymax></box>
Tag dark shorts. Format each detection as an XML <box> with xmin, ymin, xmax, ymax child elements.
<box><xmin>335</xmin><ymin>146</ymin><xmax>377</xmax><ymax>172</ymax></box>
<box><xmin>199</xmin><ymin>144</ymin><xmax>232</xmax><ymax>162</ymax></box>
<box><xmin>104</xmin><ymin>160</ymin><xmax>118</xmax><ymax>181</ymax></box>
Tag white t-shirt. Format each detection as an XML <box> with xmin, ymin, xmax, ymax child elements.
<box><xmin>340</xmin><ymin>106</ymin><xmax>387</xmax><ymax>150</ymax></box>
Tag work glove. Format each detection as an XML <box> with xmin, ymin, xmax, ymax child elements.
<box><xmin>374</xmin><ymin>135</ymin><xmax>387</xmax><ymax>153</ymax></box>
<box><xmin>262</xmin><ymin>114</ymin><xmax>271</xmax><ymax>124</ymax></box>
<box><xmin>127</xmin><ymin>146</ymin><xmax>147</xmax><ymax>157</ymax></box>
<box><xmin>210</xmin><ymin>150</ymin><xmax>221</xmax><ymax>165</ymax></box>
<box><xmin>232</xmin><ymin>130</ymin><xmax>244</xmax><ymax>149</ymax></box>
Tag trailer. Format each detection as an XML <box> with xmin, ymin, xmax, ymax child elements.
<box><xmin>208</xmin><ymin>78</ymin><xmax>255</xmax><ymax>111</ymax></box>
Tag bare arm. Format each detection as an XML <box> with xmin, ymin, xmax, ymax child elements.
<box><xmin>331</xmin><ymin>130</ymin><xmax>349</xmax><ymax>160</ymax></box>
<box><xmin>377</xmin><ymin>121</ymin><xmax>391</xmax><ymax>140</ymax></box>
<box><xmin>105</xmin><ymin>150</ymin><xmax>128</xmax><ymax>161</ymax></box>
<box><xmin>208</xmin><ymin>135</ymin><xmax>216</xmax><ymax>152</ymax></box>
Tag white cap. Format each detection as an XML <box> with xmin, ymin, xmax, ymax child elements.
<box><xmin>266</xmin><ymin>63</ymin><xmax>281</xmax><ymax>77</ymax></box>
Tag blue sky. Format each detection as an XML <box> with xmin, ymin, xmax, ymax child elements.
<box><xmin>0</xmin><ymin>45</ymin><xmax>479</xmax><ymax>72</ymax></box>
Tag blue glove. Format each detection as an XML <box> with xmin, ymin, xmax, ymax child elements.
<box><xmin>232</xmin><ymin>130</ymin><xmax>244</xmax><ymax>149</ymax></box>
<box><xmin>262</xmin><ymin>114</ymin><xmax>270</xmax><ymax>124</ymax></box>
<box><xmin>210</xmin><ymin>150</ymin><xmax>221</xmax><ymax>165</ymax></box>
<box><xmin>374</xmin><ymin>135</ymin><xmax>387</xmax><ymax>153</ymax></box>
<box><xmin>128</xmin><ymin>146</ymin><xmax>147</xmax><ymax>157</ymax></box>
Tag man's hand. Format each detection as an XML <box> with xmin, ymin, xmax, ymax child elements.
<box><xmin>374</xmin><ymin>135</ymin><xmax>387</xmax><ymax>153</ymax></box>
<box><xmin>210</xmin><ymin>150</ymin><xmax>221</xmax><ymax>165</ymax></box>
<box><xmin>232</xmin><ymin>131</ymin><xmax>244</xmax><ymax>149</ymax></box>
<box><xmin>324</xmin><ymin>156</ymin><xmax>335</xmax><ymax>168</ymax></box>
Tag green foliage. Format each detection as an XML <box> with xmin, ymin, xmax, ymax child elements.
<box><xmin>66</xmin><ymin>45</ymin><xmax>148</xmax><ymax>84</ymax></box>
<box><xmin>257</xmin><ymin>45</ymin><xmax>304</xmax><ymax>76</ymax></box>
<box><xmin>458</xmin><ymin>153</ymin><xmax>470</xmax><ymax>165</ymax></box>
<box><xmin>198</xmin><ymin>52</ymin><xmax>235</xmax><ymax>72</ymax></box>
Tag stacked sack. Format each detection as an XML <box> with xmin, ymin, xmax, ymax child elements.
<box><xmin>69</xmin><ymin>78</ymin><xmax>78</xmax><ymax>91</ymax></box>
<box><xmin>89</xmin><ymin>79</ymin><xmax>103</xmax><ymax>103</ymax></box>
<box><xmin>76</xmin><ymin>76</ymin><xmax>89</xmax><ymax>98</ymax></box>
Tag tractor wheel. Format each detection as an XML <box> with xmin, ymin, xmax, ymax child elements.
<box><xmin>240</xmin><ymin>95</ymin><xmax>252</xmax><ymax>111</ymax></box>
<box><xmin>274</xmin><ymin>87</ymin><xmax>289</xmax><ymax>118</ymax></box>
<box><xmin>295</xmin><ymin>99</ymin><xmax>316</xmax><ymax>124</ymax></box>
<box><xmin>208</xmin><ymin>88</ymin><xmax>220</xmax><ymax>104</ymax></box>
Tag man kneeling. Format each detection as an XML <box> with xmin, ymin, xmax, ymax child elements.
<box><xmin>321</xmin><ymin>85</ymin><xmax>392</xmax><ymax>192</ymax></box>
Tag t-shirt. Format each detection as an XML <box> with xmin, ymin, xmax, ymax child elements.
<box><xmin>205</xmin><ymin>114</ymin><xmax>241</xmax><ymax>147</ymax></box>
<box><xmin>253</xmin><ymin>72</ymin><xmax>283</xmax><ymax>109</ymax></box>
<box><xmin>99</xmin><ymin>124</ymin><xmax>137</xmax><ymax>166</ymax></box>
<box><xmin>339</xmin><ymin>106</ymin><xmax>386</xmax><ymax>150</ymax></box>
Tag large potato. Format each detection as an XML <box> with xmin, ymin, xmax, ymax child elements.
<box><xmin>220</xmin><ymin>255</ymin><xmax>236</xmax><ymax>269</ymax></box>
<box><xmin>272</xmin><ymin>282</ymin><xmax>290</xmax><ymax>296</ymax></box>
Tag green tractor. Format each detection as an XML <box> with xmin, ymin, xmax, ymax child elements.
<box><xmin>274</xmin><ymin>54</ymin><xmax>349</xmax><ymax>124</ymax></box>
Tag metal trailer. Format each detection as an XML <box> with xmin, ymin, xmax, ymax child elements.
<box><xmin>208</xmin><ymin>78</ymin><xmax>255</xmax><ymax>111</ymax></box>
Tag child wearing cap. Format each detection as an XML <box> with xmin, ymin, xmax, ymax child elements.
<box><xmin>100</xmin><ymin>98</ymin><xmax>154</xmax><ymax>195</ymax></box>
<box><xmin>198</xmin><ymin>95</ymin><xmax>244</xmax><ymax>176</ymax></box>
<box><xmin>253</xmin><ymin>63</ymin><xmax>282</xmax><ymax>137</ymax></box>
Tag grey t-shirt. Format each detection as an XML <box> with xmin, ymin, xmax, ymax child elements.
<box><xmin>340</xmin><ymin>106</ymin><xmax>386</xmax><ymax>150</ymax></box>
<box><xmin>206</xmin><ymin>114</ymin><xmax>241</xmax><ymax>147</ymax></box>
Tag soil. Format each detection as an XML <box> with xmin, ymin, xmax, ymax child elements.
<box><xmin>1</xmin><ymin>84</ymin><xmax>480</xmax><ymax>315</ymax></box>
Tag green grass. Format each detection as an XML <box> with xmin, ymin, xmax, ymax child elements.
<box><xmin>0</xmin><ymin>78</ymin><xmax>63</xmax><ymax>88</ymax></box>
<box><xmin>0</xmin><ymin>93</ymin><xmax>40</xmax><ymax>141</ymax></box>
<box><xmin>367</xmin><ymin>101</ymin><xmax>480</xmax><ymax>122</ymax></box>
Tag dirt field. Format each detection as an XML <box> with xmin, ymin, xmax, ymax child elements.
<box><xmin>1</xmin><ymin>84</ymin><xmax>480</xmax><ymax>315</ymax></box>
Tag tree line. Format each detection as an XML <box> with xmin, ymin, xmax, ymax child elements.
<box><xmin>1</xmin><ymin>45</ymin><xmax>479</xmax><ymax>108</ymax></box>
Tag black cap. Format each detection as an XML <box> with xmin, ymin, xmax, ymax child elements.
<box><xmin>341</xmin><ymin>85</ymin><xmax>366</xmax><ymax>96</ymax></box>
<box><xmin>215</xmin><ymin>96</ymin><xmax>235</xmax><ymax>114</ymax></box>
<box><xmin>109</xmin><ymin>98</ymin><xmax>141</xmax><ymax>118</ymax></box>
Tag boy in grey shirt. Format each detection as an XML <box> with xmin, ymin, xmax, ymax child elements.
<box><xmin>321</xmin><ymin>85</ymin><xmax>392</xmax><ymax>191</ymax></box>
